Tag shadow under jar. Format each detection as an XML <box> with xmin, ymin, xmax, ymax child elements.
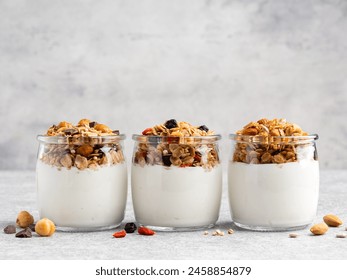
<box><xmin>131</xmin><ymin>135</ymin><xmax>222</xmax><ymax>231</ymax></box>
<box><xmin>36</xmin><ymin>134</ymin><xmax>127</xmax><ymax>231</ymax></box>
<box><xmin>228</xmin><ymin>134</ymin><xmax>319</xmax><ymax>231</ymax></box>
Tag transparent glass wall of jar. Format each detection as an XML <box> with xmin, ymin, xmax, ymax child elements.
<box><xmin>131</xmin><ymin>135</ymin><xmax>222</xmax><ymax>231</ymax></box>
<box><xmin>36</xmin><ymin>135</ymin><xmax>127</xmax><ymax>231</ymax></box>
<box><xmin>228</xmin><ymin>134</ymin><xmax>319</xmax><ymax>231</ymax></box>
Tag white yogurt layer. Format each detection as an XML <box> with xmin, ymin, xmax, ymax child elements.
<box><xmin>36</xmin><ymin>161</ymin><xmax>127</xmax><ymax>228</ymax></box>
<box><xmin>228</xmin><ymin>160</ymin><xmax>319</xmax><ymax>228</ymax></box>
<box><xmin>131</xmin><ymin>165</ymin><xmax>222</xmax><ymax>228</ymax></box>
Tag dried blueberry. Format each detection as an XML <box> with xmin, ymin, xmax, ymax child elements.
<box><xmin>4</xmin><ymin>225</ymin><xmax>16</xmax><ymax>234</ymax></box>
<box><xmin>15</xmin><ymin>228</ymin><xmax>32</xmax><ymax>238</ymax></box>
<box><xmin>162</xmin><ymin>155</ymin><xmax>172</xmax><ymax>167</ymax></box>
<box><xmin>164</xmin><ymin>119</ymin><xmax>178</xmax><ymax>129</ymax></box>
<box><xmin>198</xmin><ymin>125</ymin><xmax>209</xmax><ymax>132</ymax></box>
<box><xmin>124</xmin><ymin>223</ymin><xmax>137</xmax><ymax>233</ymax></box>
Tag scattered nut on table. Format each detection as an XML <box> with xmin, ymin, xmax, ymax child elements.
<box><xmin>212</xmin><ymin>230</ymin><xmax>224</xmax><ymax>236</ymax></box>
<box><xmin>35</xmin><ymin>218</ymin><xmax>56</xmax><ymax>237</ymax></box>
<box><xmin>16</xmin><ymin>211</ymin><xmax>34</xmax><ymax>228</ymax></box>
<box><xmin>310</xmin><ymin>223</ymin><xmax>329</xmax><ymax>235</ymax></box>
<box><xmin>323</xmin><ymin>214</ymin><xmax>343</xmax><ymax>227</ymax></box>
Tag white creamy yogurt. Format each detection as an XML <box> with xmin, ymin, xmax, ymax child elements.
<box><xmin>37</xmin><ymin>161</ymin><xmax>127</xmax><ymax>229</ymax></box>
<box><xmin>228</xmin><ymin>160</ymin><xmax>319</xmax><ymax>229</ymax></box>
<box><xmin>131</xmin><ymin>165</ymin><xmax>222</xmax><ymax>229</ymax></box>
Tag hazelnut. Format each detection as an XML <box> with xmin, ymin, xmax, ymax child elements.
<box><xmin>94</xmin><ymin>123</ymin><xmax>112</xmax><ymax>133</ymax></box>
<box><xmin>58</xmin><ymin>121</ymin><xmax>72</xmax><ymax>128</ymax></box>
<box><xmin>16</xmin><ymin>211</ymin><xmax>34</xmax><ymax>228</ymax></box>
<box><xmin>35</xmin><ymin>218</ymin><xmax>55</xmax><ymax>237</ymax></box>
<box><xmin>78</xmin><ymin>119</ymin><xmax>91</xmax><ymax>126</ymax></box>
<box><xmin>76</xmin><ymin>144</ymin><xmax>94</xmax><ymax>157</ymax></box>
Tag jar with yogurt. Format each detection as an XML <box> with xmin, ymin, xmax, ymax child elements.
<box><xmin>36</xmin><ymin>119</ymin><xmax>127</xmax><ymax>231</ymax></box>
<box><xmin>228</xmin><ymin>118</ymin><xmax>319</xmax><ymax>231</ymax></box>
<box><xmin>131</xmin><ymin>119</ymin><xmax>222</xmax><ymax>231</ymax></box>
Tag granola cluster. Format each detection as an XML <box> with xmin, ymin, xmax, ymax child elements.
<box><xmin>232</xmin><ymin>118</ymin><xmax>316</xmax><ymax>164</ymax></box>
<box><xmin>40</xmin><ymin>119</ymin><xmax>124</xmax><ymax>170</ymax></box>
<box><xmin>141</xmin><ymin>119</ymin><xmax>214</xmax><ymax>137</ymax></box>
<box><xmin>134</xmin><ymin>119</ymin><xmax>220</xmax><ymax>169</ymax></box>
<box><xmin>46</xmin><ymin>119</ymin><xmax>119</xmax><ymax>137</ymax></box>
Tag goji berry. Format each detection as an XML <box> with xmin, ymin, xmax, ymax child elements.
<box><xmin>194</xmin><ymin>154</ymin><xmax>201</xmax><ymax>161</ymax></box>
<box><xmin>113</xmin><ymin>230</ymin><xmax>126</xmax><ymax>238</ymax></box>
<box><xmin>142</xmin><ymin>128</ymin><xmax>152</xmax><ymax>135</ymax></box>
<box><xmin>167</xmin><ymin>136</ymin><xmax>179</xmax><ymax>144</ymax></box>
<box><xmin>138</xmin><ymin>226</ymin><xmax>155</xmax><ymax>236</ymax></box>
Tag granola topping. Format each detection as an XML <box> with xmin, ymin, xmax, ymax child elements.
<box><xmin>232</xmin><ymin>118</ymin><xmax>317</xmax><ymax>164</ymax></box>
<box><xmin>39</xmin><ymin>119</ymin><xmax>124</xmax><ymax>170</ymax></box>
<box><xmin>141</xmin><ymin>120</ymin><xmax>215</xmax><ymax>137</ymax></box>
<box><xmin>134</xmin><ymin>119</ymin><xmax>220</xmax><ymax>169</ymax></box>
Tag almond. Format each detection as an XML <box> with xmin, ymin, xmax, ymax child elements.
<box><xmin>323</xmin><ymin>214</ymin><xmax>343</xmax><ymax>227</ymax></box>
<box><xmin>310</xmin><ymin>223</ymin><xmax>329</xmax><ymax>235</ymax></box>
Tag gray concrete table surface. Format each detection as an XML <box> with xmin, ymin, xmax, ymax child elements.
<box><xmin>0</xmin><ymin>170</ymin><xmax>346</xmax><ymax>260</ymax></box>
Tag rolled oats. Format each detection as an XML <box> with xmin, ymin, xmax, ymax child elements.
<box><xmin>75</xmin><ymin>154</ymin><xmax>88</xmax><ymax>170</ymax></box>
<box><xmin>134</xmin><ymin>119</ymin><xmax>220</xmax><ymax>169</ymax></box>
<box><xmin>273</xmin><ymin>154</ymin><xmax>286</xmax><ymax>164</ymax></box>
<box><xmin>40</xmin><ymin>119</ymin><xmax>124</xmax><ymax>170</ymax></box>
<box><xmin>232</xmin><ymin>118</ymin><xmax>316</xmax><ymax>165</ymax></box>
<box><xmin>60</xmin><ymin>154</ymin><xmax>73</xmax><ymax>169</ymax></box>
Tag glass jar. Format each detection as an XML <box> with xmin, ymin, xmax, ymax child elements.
<box><xmin>131</xmin><ymin>135</ymin><xmax>222</xmax><ymax>231</ymax></box>
<box><xmin>36</xmin><ymin>134</ymin><xmax>127</xmax><ymax>231</ymax></box>
<box><xmin>228</xmin><ymin>134</ymin><xmax>319</xmax><ymax>231</ymax></box>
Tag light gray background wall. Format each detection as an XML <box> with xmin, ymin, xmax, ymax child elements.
<box><xmin>0</xmin><ymin>0</ymin><xmax>346</xmax><ymax>170</ymax></box>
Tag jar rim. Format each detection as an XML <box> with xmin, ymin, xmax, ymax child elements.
<box><xmin>37</xmin><ymin>134</ymin><xmax>126</xmax><ymax>144</ymax></box>
<box><xmin>132</xmin><ymin>134</ymin><xmax>221</xmax><ymax>143</ymax></box>
<box><xmin>229</xmin><ymin>133</ymin><xmax>318</xmax><ymax>143</ymax></box>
